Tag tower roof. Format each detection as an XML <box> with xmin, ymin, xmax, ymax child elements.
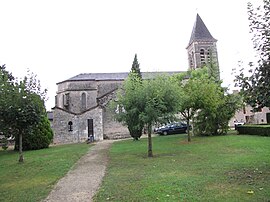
<box><xmin>187</xmin><ymin>14</ymin><xmax>217</xmax><ymax>47</ymax></box>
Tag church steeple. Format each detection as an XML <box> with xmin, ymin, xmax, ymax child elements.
<box><xmin>188</xmin><ymin>14</ymin><xmax>217</xmax><ymax>46</ymax></box>
<box><xmin>187</xmin><ymin>14</ymin><xmax>219</xmax><ymax>73</ymax></box>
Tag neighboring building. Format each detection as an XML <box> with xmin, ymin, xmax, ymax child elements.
<box><xmin>52</xmin><ymin>72</ymin><xmax>181</xmax><ymax>144</ymax></box>
<box><xmin>229</xmin><ymin>91</ymin><xmax>270</xmax><ymax>127</ymax></box>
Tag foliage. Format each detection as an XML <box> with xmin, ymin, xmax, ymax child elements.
<box><xmin>174</xmin><ymin>68</ymin><xmax>222</xmax><ymax>140</ymax></box>
<box><xmin>94</xmin><ymin>134</ymin><xmax>270</xmax><ymax>201</ymax></box>
<box><xmin>112</xmin><ymin>74</ymin><xmax>180</xmax><ymax>156</ymax></box>
<box><xmin>15</xmin><ymin>116</ymin><xmax>53</xmax><ymax>150</ymax></box>
<box><xmin>0</xmin><ymin>65</ymin><xmax>48</xmax><ymax>162</ymax></box>
<box><xmin>194</xmin><ymin>91</ymin><xmax>243</xmax><ymax>136</ymax></box>
<box><xmin>131</xmin><ymin>54</ymin><xmax>142</xmax><ymax>79</ymax></box>
<box><xmin>140</xmin><ymin>75</ymin><xmax>180</xmax><ymax>157</ymax></box>
<box><xmin>235</xmin><ymin>0</ymin><xmax>270</xmax><ymax>108</ymax></box>
<box><xmin>111</xmin><ymin>73</ymin><xmax>145</xmax><ymax>140</ymax></box>
<box><xmin>237</xmin><ymin>124</ymin><xmax>270</xmax><ymax>136</ymax></box>
<box><xmin>0</xmin><ymin>143</ymin><xmax>90</xmax><ymax>202</ymax></box>
<box><xmin>1</xmin><ymin>137</ymin><xmax>9</xmax><ymax>150</ymax></box>
<box><xmin>174</xmin><ymin>67</ymin><xmax>241</xmax><ymax>137</ymax></box>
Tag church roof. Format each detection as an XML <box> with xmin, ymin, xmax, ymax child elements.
<box><xmin>187</xmin><ymin>14</ymin><xmax>217</xmax><ymax>47</ymax></box>
<box><xmin>58</xmin><ymin>71</ymin><xmax>183</xmax><ymax>84</ymax></box>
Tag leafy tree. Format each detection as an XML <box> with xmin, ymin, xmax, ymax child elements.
<box><xmin>112</xmin><ymin>73</ymin><xmax>145</xmax><ymax>140</ymax></box>
<box><xmin>140</xmin><ymin>75</ymin><xmax>180</xmax><ymax>157</ymax></box>
<box><xmin>0</xmin><ymin>65</ymin><xmax>47</xmax><ymax>162</ymax></box>
<box><xmin>15</xmin><ymin>115</ymin><xmax>53</xmax><ymax>150</ymax></box>
<box><xmin>113</xmin><ymin>74</ymin><xmax>180</xmax><ymax>156</ymax></box>
<box><xmin>236</xmin><ymin>0</ymin><xmax>270</xmax><ymax>108</ymax></box>
<box><xmin>194</xmin><ymin>92</ymin><xmax>242</xmax><ymax>135</ymax></box>
<box><xmin>113</xmin><ymin>54</ymin><xmax>143</xmax><ymax>141</ymax></box>
<box><xmin>174</xmin><ymin>68</ymin><xmax>223</xmax><ymax>141</ymax></box>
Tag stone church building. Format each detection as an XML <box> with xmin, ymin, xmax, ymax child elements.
<box><xmin>52</xmin><ymin>14</ymin><xmax>219</xmax><ymax>144</ymax></box>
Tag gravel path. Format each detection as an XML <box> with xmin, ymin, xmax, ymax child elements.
<box><xmin>43</xmin><ymin>140</ymin><xmax>114</xmax><ymax>202</ymax></box>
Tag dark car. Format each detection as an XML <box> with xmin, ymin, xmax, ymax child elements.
<box><xmin>156</xmin><ymin>122</ymin><xmax>190</xmax><ymax>135</ymax></box>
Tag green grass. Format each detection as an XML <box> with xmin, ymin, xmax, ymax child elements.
<box><xmin>0</xmin><ymin>143</ymin><xmax>91</xmax><ymax>202</ymax></box>
<box><xmin>94</xmin><ymin>134</ymin><xmax>270</xmax><ymax>202</ymax></box>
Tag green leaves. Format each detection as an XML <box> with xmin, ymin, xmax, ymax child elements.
<box><xmin>236</xmin><ymin>0</ymin><xmax>270</xmax><ymax>108</ymax></box>
<box><xmin>0</xmin><ymin>65</ymin><xmax>49</xmax><ymax>161</ymax></box>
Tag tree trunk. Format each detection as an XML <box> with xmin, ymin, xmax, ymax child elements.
<box><xmin>147</xmin><ymin>124</ymin><xmax>153</xmax><ymax>157</ymax></box>
<box><xmin>187</xmin><ymin>118</ymin><xmax>191</xmax><ymax>142</ymax></box>
<box><xmin>18</xmin><ymin>132</ymin><xmax>24</xmax><ymax>163</ymax></box>
<box><xmin>187</xmin><ymin>110</ymin><xmax>191</xmax><ymax>142</ymax></box>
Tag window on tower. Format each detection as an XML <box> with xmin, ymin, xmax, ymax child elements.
<box><xmin>200</xmin><ymin>49</ymin><xmax>205</xmax><ymax>66</ymax></box>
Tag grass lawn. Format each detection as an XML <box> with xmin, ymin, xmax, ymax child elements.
<box><xmin>94</xmin><ymin>133</ymin><xmax>270</xmax><ymax>202</ymax></box>
<box><xmin>0</xmin><ymin>143</ymin><xmax>90</xmax><ymax>202</ymax></box>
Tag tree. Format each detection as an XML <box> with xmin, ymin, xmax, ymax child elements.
<box><xmin>15</xmin><ymin>115</ymin><xmax>53</xmax><ymax>150</ymax></box>
<box><xmin>112</xmin><ymin>74</ymin><xmax>180</xmax><ymax>156</ymax></box>
<box><xmin>113</xmin><ymin>54</ymin><xmax>143</xmax><ymax>141</ymax></box>
<box><xmin>174</xmin><ymin>68</ymin><xmax>223</xmax><ymax>141</ymax></box>
<box><xmin>131</xmin><ymin>54</ymin><xmax>142</xmax><ymax>79</ymax></box>
<box><xmin>194</xmin><ymin>92</ymin><xmax>242</xmax><ymax>136</ymax></box>
<box><xmin>236</xmin><ymin>0</ymin><xmax>270</xmax><ymax>108</ymax></box>
<box><xmin>112</xmin><ymin>73</ymin><xmax>145</xmax><ymax>140</ymax></box>
<box><xmin>0</xmin><ymin>65</ymin><xmax>47</xmax><ymax>162</ymax></box>
<box><xmin>140</xmin><ymin>75</ymin><xmax>180</xmax><ymax>157</ymax></box>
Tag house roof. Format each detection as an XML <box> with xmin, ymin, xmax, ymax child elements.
<box><xmin>57</xmin><ymin>71</ymin><xmax>184</xmax><ymax>84</ymax></box>
<box><xmin>187</xmin><ymin>13</ymin><xmax>217</xmax><ymax>47</ymax></box>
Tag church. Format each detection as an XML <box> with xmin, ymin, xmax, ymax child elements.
<box><xmin>52</xmin><ymin>14</ymin><xmax>219</xmax><ymax>144</ymax></box>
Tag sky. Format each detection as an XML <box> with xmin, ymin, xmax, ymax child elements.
<box><xmin>0</xmin><ymin>0</ymin><xmax>261</xmax><ymax>110</ymax></box>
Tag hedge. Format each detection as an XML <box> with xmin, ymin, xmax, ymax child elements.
<box><xmin>237</xmin><ymin>125</ymin><xmax>270</xmax><ymax>136</ymax></box>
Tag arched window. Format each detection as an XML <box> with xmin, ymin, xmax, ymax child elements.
<box><xmin>68</xmin><ymin>121</ymin><xmax>73</xmax><ymax>132</ymax></box>
<box><xmin>81</xmin><ymin>92</ymin><xmax>86</xmax><ymax>111</ymax></box>
<box><xmin>200</xmin><ymin>49</ymin><xmax>205</xmax><ymax>65</ymax></box>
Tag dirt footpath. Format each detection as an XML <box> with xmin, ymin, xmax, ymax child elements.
<box><xmin>43</xmin><ymin>140</ymin><xmax>114</xmax><ymax>202</ymax></box>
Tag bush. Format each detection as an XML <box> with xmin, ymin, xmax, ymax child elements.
<box><xmin>237</xmin><ymin>125</ymin><xmax>270</xmax><ymax>136</ymax></box>
<box><xmin>15</xmin><ymin>116</ymin><xmax>53</xmax><ymax>150</ymax></box>
<box><xmin>1</xmin><ymin>137</ymin><xmax>8</xmax><ymax>150</ymax></box>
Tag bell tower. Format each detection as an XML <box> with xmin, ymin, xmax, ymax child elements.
<box><xmin>187</xmin><ymin>14</ymin><xmax>219</xmax><ymax>73</ymax></box>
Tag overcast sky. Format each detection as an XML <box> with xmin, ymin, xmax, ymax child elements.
<box><xmin>0</xmin><ymin>0</ymin><xmax>261</xmax><ymax>110</ymax></box>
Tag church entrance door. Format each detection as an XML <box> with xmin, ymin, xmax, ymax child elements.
<box><xmin>88</xmin><ymin>119</ymin><xmax>94</xmax><ymax>140</ymax></box>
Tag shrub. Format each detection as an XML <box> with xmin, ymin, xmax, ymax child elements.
<box><xmin>15</xmin><ymin>116</ymin><xmax>53</xmax><ymax>150</ymax></box>
<box><xmin>237</xmin><ymin>125</ymin><xmax>270</xmax><ymax>136</ymax></box>
<box><xmin>1</xmin><ymin>137</ymin><xmax>8</xmax><ymax>150</ymax></box>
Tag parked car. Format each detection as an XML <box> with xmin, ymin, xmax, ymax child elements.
<box><xmin>155</xmin><ymin>122</ymin><xmax>190</xmax><ymax>135</ymax></box>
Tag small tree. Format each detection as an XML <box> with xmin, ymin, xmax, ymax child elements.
<box><xmin>112</xmin><ymin>73</ymin><xmax>145</xmax><ymax>140</ymax></box>
<box><xmin>0</xmin><ymin>65</ymin><xmax>47</xmax><ymax>162</ymax></box>
<box><xmin>194</xmin><ymin>92</ymin><xmax>242</xmax><ymax>135</ymax></box>
<box><xmin>15</xmin><ymin>115</ymin><xmax>53</xmax><ymax>150</ymax></box>
<box><xmin>113</xmin><ymin>74</ymin><xmax>180</xmax><ymax>157</ymax></box>
<box><xmin>139</xmin><ymin>75</ymin><xmax>180</xmax><ymax>157</ymax></box>
<box><xmin>174</xmin><ymin>68</ymin><xmax>222</xmax><ymax>141</ymax></box>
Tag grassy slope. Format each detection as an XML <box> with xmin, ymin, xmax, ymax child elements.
<box><xmin>94</xmin><ymin>134</ymin><xmax>270</xmax><ymax>202</ymax></box>
<box><xmin>0</xmin><ymin>143</ymin><xmax>90</xmax><ymax>202</ymax></box>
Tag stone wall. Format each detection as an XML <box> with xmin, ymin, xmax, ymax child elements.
<box><xmin>53</xmin><ymin>107</ymin><xmax>103</xmax><ymax>144</ymax></box>
<box><xmin>97</xmin><ymin>80</ymin><xmax>123</xmax><ymax>98</ymax></box>
<box><xmin>103</xmin><ymin>107</ymin><xmax>130</xmax><ymax>139</ymax></box>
